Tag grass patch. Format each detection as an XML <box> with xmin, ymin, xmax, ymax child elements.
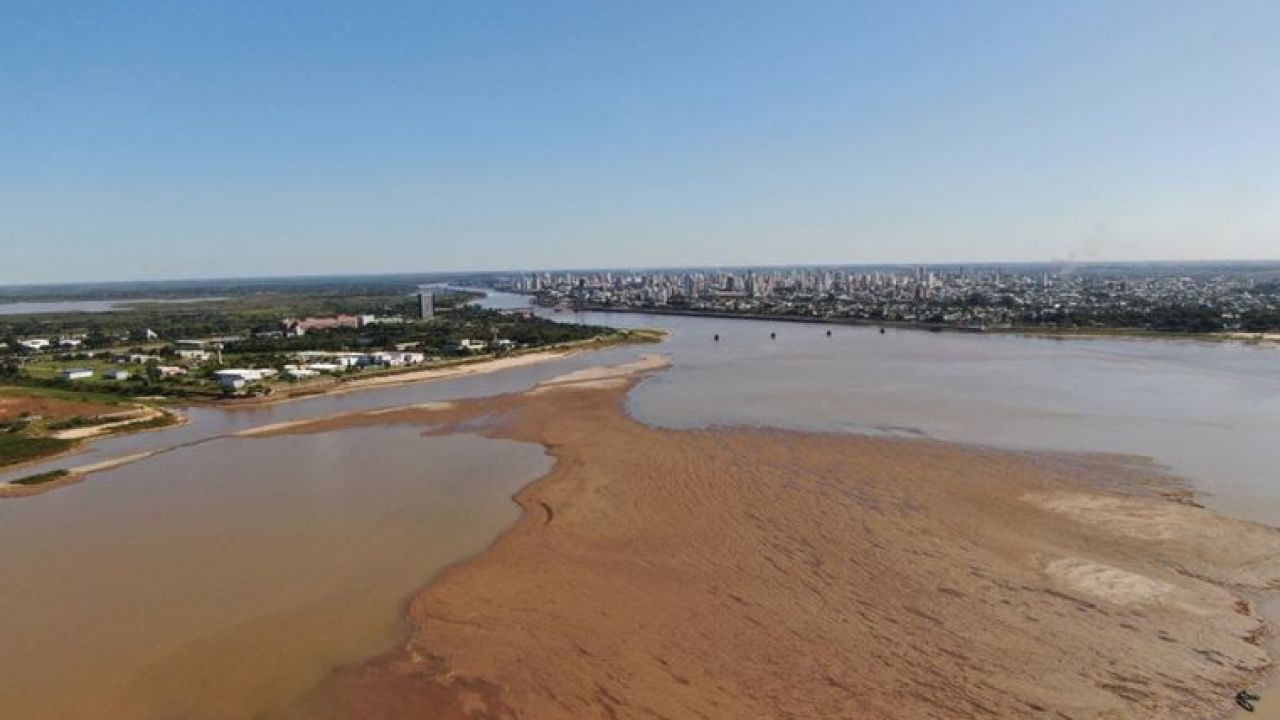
<box><xmin>46</xmin><ymin>415</ymin><xmax>116</xmax><ymax>431</ymax></box>
<box><xmin>0</xmin><ymin>433</ymin><xmax>77</xmax><ymax>468</ymax></box>
<box><xmin>10</xmin><ymin>469</ymin><xmax>71</xmax><ymax>486</ymax></box>
<box><xmin>0</xmin><ymin>384</ymin><xmax>125</xmax><ymax>406</ymax></box>
<box><xmin>104</xmin><ymin>413</ymin><xmax>179</xmax><ymax>434</ymax></box>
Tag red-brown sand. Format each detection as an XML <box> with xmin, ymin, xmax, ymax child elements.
<box><xmin>265</xmin><ymin>366</ymin><xmax>1280</xmax><ymax>720</ymax></box>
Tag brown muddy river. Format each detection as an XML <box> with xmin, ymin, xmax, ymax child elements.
<box><xmin>0</xmin><ymin>428</ymin><xmax>550</xmax><ymax>720</ymax></box>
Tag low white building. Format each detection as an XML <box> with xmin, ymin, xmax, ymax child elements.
<box><xmin>282</xmin><ymin>365</ymin><xmax>319</xmax><ymax>379</ymax></box>
<box><xmin>60</xmin><ymin>368</ymin><xmax>94</xmax><ymax>380</ymax></box>
<box><xmin>455</xmin><ymin>338</ymin><xmax>488</xmax><ymax>353</ymax></box>
<box><xmin>357</xmin><ymin>315</ymin><xmax>406</xmax><ymax>326</ymax></box>
<box><xmin>363</xmin><ymin>351</ymin><xmax>427</xmax><ymax>367</ymax></box>
<box><xmin>105</xmin><ymin>369</ymin><xmax>131</xmax><ymax>381</ymax></box>
<box><xmin>293</xmin><ymin>351</ymin><xmax>362</xmax><ymax>368</ymax></box>
<box><xmin>214</xmin><ymin>368</ymin><xmax>268</xmax><ymax>389</ymax></box>
<box><xmin>175</xmin><ymin>349</ymin><xmax>211</xmax><ymax>362</ymax></box>
<box><xmin>18</xmin><ymin>338</ymin><xmax>50</xmax><ymax>351</ymax></box>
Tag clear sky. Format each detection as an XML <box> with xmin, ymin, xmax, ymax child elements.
<box><xmin>2</xmin><ymin>1</ymin><xmax>1277</xmax><ymax>283</ymax></box>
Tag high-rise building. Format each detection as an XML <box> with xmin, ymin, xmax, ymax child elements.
<box><xmin>418</xmin><ymin>290</ymin><xmax>434</xmax><ymax>319</ymax></box>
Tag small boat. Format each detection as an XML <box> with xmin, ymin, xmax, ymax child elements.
<box><xmin>826</xmin><ymin>330</ymin><xmax>831</xmax><ymax>337</ymax></box>
<box><xmin>770</xmin><ymin>332</ymin><xmax>776</xmax><ymax>340</ymax></box>
<box><xmin>714</xmin><ymin>334</ymin><xmax>719</xmax><ymax>342</ymax></box>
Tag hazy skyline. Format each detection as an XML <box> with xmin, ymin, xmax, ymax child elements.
<box><xmin>3</xmin><ymin>1</ymin><xmax>1277</xmax><ymax>284</ymax></box>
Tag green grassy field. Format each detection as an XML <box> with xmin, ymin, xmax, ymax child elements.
<box><xmin>0</xmin><ymin>384</ymin><xmax>127</xmax><ymax>405</ymax></box>
<box><xmin>20</xmin><ymin>358</ymin><xmax>130</xmax><ymax>383</ymax></box>
<box><xmin>0</xmin><ymin>433</ymin><xmax>76</xmax><ymax>468</ymax></box>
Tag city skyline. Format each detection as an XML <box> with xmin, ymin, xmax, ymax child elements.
<box><xmin>4</xmin><ymin>257</ymin><xmax>1280</xmax><ymax>292</ymax></box>
<box><xmin>4</xmin><ymin>1</ymin><xmax>1278</xmax><ymax>284</ymax></box>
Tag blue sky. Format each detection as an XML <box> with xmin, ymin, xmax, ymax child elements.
<box><xmin>2</xmin><ymin>1</ymin><xmax>1277</xmax><ymax>283</ymax></box>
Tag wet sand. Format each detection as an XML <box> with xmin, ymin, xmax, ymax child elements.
<box><xmin>252</xmin><ymin>360</ymin><xmax>1280</xmax><ymax>719</ymax></box>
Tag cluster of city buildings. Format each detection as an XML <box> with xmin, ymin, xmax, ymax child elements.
<box><xmin>501</xmin><ymin>266</ymin><xmax>1280</xmax><ymax>331</ymax></box>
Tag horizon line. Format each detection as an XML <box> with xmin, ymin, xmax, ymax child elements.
<box><xmin>5</xmin><ymin>257</ymin><xmax>1280</xmax><ymax>290</ymax></box>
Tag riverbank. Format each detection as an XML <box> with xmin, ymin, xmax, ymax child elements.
<box><xmin>0</xmin><ymin>387</ymin><xmax>184</xmax><ymax>474</ymax></box>
<box><xmin>0</xmin><ymin>331</ymin><xmax>663</xmax><ymax>498</ymax></box>
<box><xmin>206</xmin><ymin>328</ymin><xmax>665</xmax><ymax>407</ymax></box>
<box><xmin>566</xmin><ymin>304</ymin><xmax>1279</xmax><ymax>344</ymax></box>
<box><xmin>261</xmin><ymin>358</ymin><xmax>1280</xmax><ymax>719</ymax></box>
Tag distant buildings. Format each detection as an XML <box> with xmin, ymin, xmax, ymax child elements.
<box><xmin>358</xmin><ymin>314</ymin><xmax>405</xmax><ymax>326</ymax></box>
<box><xmin>213</xmin><ymin>368</ymin><xmax>275</xmax><ymax>389</ymax></box>
<box><xmin>281</xmin><ymin>313</ymin><xmax>416</xmax><ymax>336</ymax></box>
<box><xmin>282</xmin><ymin>314</ymin><xmax>362</xmax><ymax>337</ymax></box>
<box><xmin>282</xmin><ymin>365</ymin><xmax>319</xmax><ymax>379</ymax></box>
<box><xmin>60</xmin><ymin>368</ymin><xmax>94</xmax><ymax>380</ymax></box>
<box><xmin>175</xmin><ymin>348</ymin><xmax>212</xmax><ymax>363</ymax></box>
<box><xmin>499</xmin><ymin>265</ymin><xmax>1280</xmax><ymax>333</ymax></box>
<box><xmin>418</xmin><ymin>290</ymin><xmax>434</xmax><ymax>319</ymax></box>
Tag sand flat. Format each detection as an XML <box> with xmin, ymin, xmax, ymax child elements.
<box><xmin>263</xmin><ymin>359</ymin><xmax>1280</xmax><ymax>720</ymax></box>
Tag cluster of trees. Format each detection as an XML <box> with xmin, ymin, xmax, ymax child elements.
<box><xmin>1013</xmin><ymin>304</ymin><xmax>1280</xmax><ymax>333</ymax></box>
<box><xmin>227</xmin><ymin>306</ymin><xmax>610</xmax><ymax>357</ymax></box>
<box><xmin>0</xmin><ymin>291</ymin><xmax>486</xmax><ymax>347</ymax></box>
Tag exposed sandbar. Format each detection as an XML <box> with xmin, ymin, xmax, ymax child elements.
<box><xmin>266</xmin><ymin>360</ymin><xmax>1280</xmax><ymax>720</ymax></box>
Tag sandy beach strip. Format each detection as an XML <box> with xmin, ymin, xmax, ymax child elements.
<box><xmin>272</xmin><ymin>360</ymin><xmax>1280</xmax><ymax>720</ymax></box>
<box><xmin>526</xmin><ymin>353</ymin><xmax>671</xmax><ymax>393</ymax></box>
<box><xmin>0</xmin><ymin>450</ymin><xmax>161</xmax><ymax>498</ymax></box>
<box><xmin>234</xmin><ymin>403</ymin><xmax>455</xmax><ymax>437</ymax></box>
<box><xmin>232</xmin><ymin>342</ymin><xmax>623</xmax><ymax>408</ymax></box>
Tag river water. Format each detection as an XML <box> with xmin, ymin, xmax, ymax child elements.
<box><xmin>1</xmin><ymin>289</ymin><xmax>1278</xmax><ymax>719</ymax></box>
<box><xmin>0</xmin><ymin>297</ymin><xmax>227</xmax><ymax>315</ymax></box>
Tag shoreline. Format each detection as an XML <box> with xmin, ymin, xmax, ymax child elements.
<box><xmin>0</xmin><ymin>336</ymin><xmax>661</xmax><ymax>498</ymax></box>
<box><xmin>0</xmin><ymin>407</ymin><xmax>187</xmax><ymax>480</ymax></box>
<box><xmin>200</xmin><ymin>330</ymin><xmax>664</xmax><ymax>408</ymax></box>
<box><xmin>260</xmin><ymin>359</ymin><xmax>1280</xmax><ymax>719</ymax></box>
<box><xmin>560</xmin><ymin>303</ymin><xmax>1279</xmax><ymax>345</ymax></box>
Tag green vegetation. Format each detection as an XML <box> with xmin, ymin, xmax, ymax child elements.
<box><xmin>0</xmin><ymin>384</ymin><xmax>126</xmax><ymax>405</ymax></box>
<box><xmin>0</xmin><ymin>433</ymin><xmax>76</xmax><ymax>468</ymax></box>
<box><xmin>104</xmin><ymin>413</ymin><xmax>179</xmax><ymax>435</ymax></box>
<box><xmin>10</xmin><ymin>469</ymin><xmax>71</xmax><ymax>486</ymax></box>
<box><xmin>3</xmin><ymin>299</ymin><xmax>619</xmax><ymax>400</ymax></box>
<box><xmin>0</xmin><ymin>289</ymin><xmax>481</xmax><ymax>347</ymax></box>
<box><xmin>46</xmin><ymin>415</ymin><xmax>118</xmax><ymax>431</ymax></box>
